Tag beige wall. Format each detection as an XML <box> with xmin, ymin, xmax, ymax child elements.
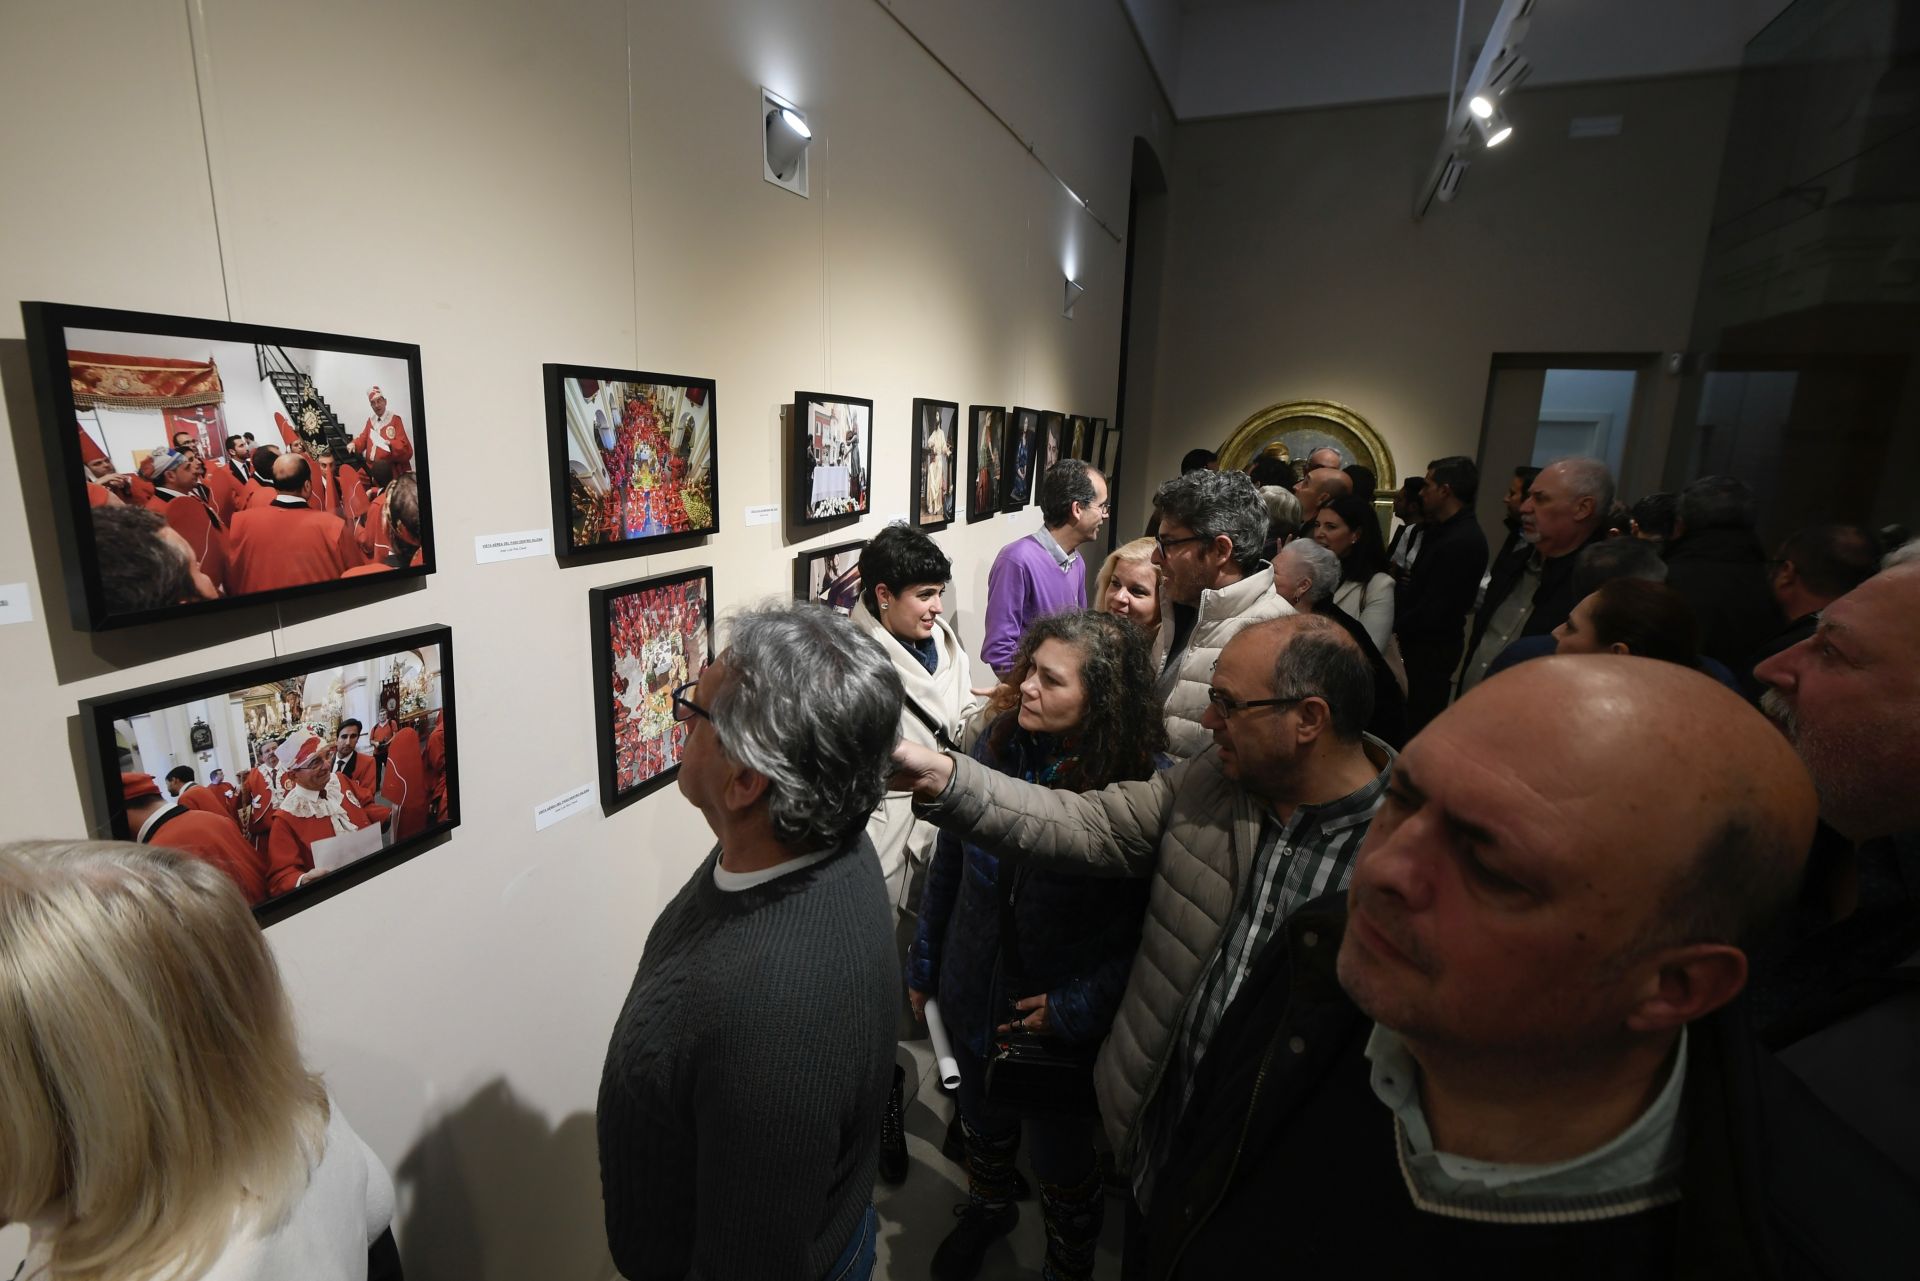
<box><xmin>0</xmin><ymin>2</ymin><xmax>1165</xmax><ymax>1275</ymax></box>
<box><xmin>1130</xmin><ymin>73</ymin><xmax>1738</xmax><ymax>516</ymax></box>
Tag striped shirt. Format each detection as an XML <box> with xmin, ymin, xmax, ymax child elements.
<box><xmin>1135</xmin><ymin>736</ymin><xmax>1394</xmax><ymax>1203</ymax></box>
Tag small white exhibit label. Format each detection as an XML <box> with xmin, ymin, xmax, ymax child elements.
<box><xmin>886</xmin><ymin>512</ymin><xmax>909</xmax><ymax>527</ymax></box>
<box><xmin>534</xmin><ymin>782</ymin><xmax>595</xmax><ymax>831</ymax></box>
<box><xmin>744</xmin><ymin>504</ymin><xmax>781</xmax><ymax>526</ymax></box>
<box><xmin>1003</xmin><ymin>510</ymin><xmax>1026</xmax><ymax>523</ymax></box>
<box><xmin>0</xmin><ymin>582</ymin><xmax>32</xmax><ymax>626</ymax></box>
<box><xmin>475</xmin><ymin>528</ymin><xmax>551</xmax><ymax>563</ymax></box>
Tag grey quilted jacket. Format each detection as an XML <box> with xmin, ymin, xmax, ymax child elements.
<box><xmin>916</xmin><ymin>745</ymin><xmax>1263</xmax><ymax>1171</ymax></box>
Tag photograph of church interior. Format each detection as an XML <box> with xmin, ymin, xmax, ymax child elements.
<box><xmin>1</xmin><ymin>0</ymin><xmax>1916</xmax><ymax>1278</ymax></box>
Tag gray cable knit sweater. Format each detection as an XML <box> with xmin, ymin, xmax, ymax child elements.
<box><xmin>597</xmin><ymin>838</ymin><xmax>899</xmax><ymax>1280</ymax></box>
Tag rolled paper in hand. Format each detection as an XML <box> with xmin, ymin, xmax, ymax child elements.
<box><xmin>923</xmin><ymin>998</ymin><xmax>962</xmax><ymax>1090</ymax></box>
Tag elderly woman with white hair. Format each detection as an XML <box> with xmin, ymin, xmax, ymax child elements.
<box><xmin>1272</xmin><ymin>540</ymin><xmax>1408</xmax><ymax>747</ymax></box>
<box><xmin>1</xmin><ymin>839</ymin><xmax>399</xmax><ymax>1281</ymax></box>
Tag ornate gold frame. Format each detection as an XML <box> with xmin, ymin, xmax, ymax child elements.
<box><xmin>1217</xmin><ymin>398</ymin><xmax>1397</xmax><ymax>492</ymax></box>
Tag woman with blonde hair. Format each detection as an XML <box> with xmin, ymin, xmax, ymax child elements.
<box><xmin>1</xmin><ymin>840</ymin><xmax>398</xmax><ymax>1281</ymax></box>
<box><xmin>1093</xmin><ymin>537</ymin><xmax>1161</xmax><ymax>643</ymax></box>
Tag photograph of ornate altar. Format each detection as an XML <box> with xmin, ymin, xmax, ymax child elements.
<box><xmin>1217</xmin><ymin>398</ymin><xmax>1399</xmax><ymax>531</ymax></box>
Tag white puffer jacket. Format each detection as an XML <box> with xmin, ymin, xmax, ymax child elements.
<box><xmin>1149</xmin><ymin>565</ymin><xmax>1295</xmax><ymax>758</ymax></box>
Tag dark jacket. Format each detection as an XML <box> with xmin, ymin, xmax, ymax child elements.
<box><xmin>1394</xmin><ymin>508</ymin><xmax>1488</xmax><ymax>645</ymax></box>
<box><xmin>1141</xmin><ymin>893</ymin><xmax>1920</xmax><ymax>1281</ymax></box>
<box><xmin>906</xmin><ymin>716</ymin><xmax>1153</xmax><ymax>1055</ymax></box>
<box><xmin>1321</xmin><ymin>598</ymin><xmax>1407</xmax><ymax>748</ymax></box>
<box><xmin>1664</xmin><ymin>527</ymin><xmax>1784</xmax><ymax>668</ymax></box>
<box><xmin>1464</xmin><ymin>524</ymin><xmax>1606</xmax><ymax>666</ymax></box>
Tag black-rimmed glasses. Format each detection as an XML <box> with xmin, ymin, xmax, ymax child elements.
<box><xmin>671</xmin><ymin>680</ymin><xmax>711</xmax><ymax>725</ymax></box>
<box><xmin>1205</xmin><ymin>689</ymin><xmax>1309</xmax><ymax>718</ymax></box>
<box><xmin>1155</xmin><ymin>533</ymin><xmax>1206</xmax><ymax>555</ymax></box>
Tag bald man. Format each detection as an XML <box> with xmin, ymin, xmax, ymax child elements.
<box><xmin>1292</xmin><ymin>466</ymin><xmax>1351</xmax><ymax>525</ymax></box>
<box><xmin>224</xmin><ymin>452</ymin><xmax>366</xmax><ymax>592</ymax></box>
<box><xmin>1751</xmin><ymin>553</ymin><xmax>1920</xmax><ymax>1181</ymax></box>
<box><xmin>1130</xmin><ymin>657</ymin><xmax>1914</xmax><ymax>1277</ymax></box>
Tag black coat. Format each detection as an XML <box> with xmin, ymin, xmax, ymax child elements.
<box><xmin>1464</xmin><ymin>525</ymin><xmax>1606</xmax><ymax>670</ymax></box>
<box><xmin>1394</xmin><ymin>509</ymin><xmax>1487</xmax><ymax>645</ymax></box>
<box><xmin>1665</xmin><ymin>528</ymin><xmax>1784</xmax><ymax>668</ymax></box>
<box><xmin>1142</xmin><ymin>894</ymin><xmax>1920</xmax><ymax>1281</ymax></box>
<box><xmin>1321</xmin><ymin>599</ymin><xmax>1408</xmax><ymax>749</ymax></box>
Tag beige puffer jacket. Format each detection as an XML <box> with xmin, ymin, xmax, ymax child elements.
<box><xmin>1150</xmin><ymin>565</ymin><xmax>1295</xmax><ymax>758</ymax></box>
<box><xmin>918</xmin><ymin>746</ymin><xmax>1262</xmax><ymax>1172</ymax></box>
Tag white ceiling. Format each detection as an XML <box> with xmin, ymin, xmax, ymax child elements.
<box><xmin>1125</xmin><ymin>0</ymin><xmax>1795</xmax><ymax>119</ymax></box>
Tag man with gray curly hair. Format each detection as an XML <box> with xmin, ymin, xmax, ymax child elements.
<box><xmin>598</xmin><ymin>602</ymin><xmax>903</xmax><ymax>1281</ymax></box>
<box><xmin>1150</xmin><ymin>468</ymin><xmax>1294</xmax><ymax>757</ymax></box>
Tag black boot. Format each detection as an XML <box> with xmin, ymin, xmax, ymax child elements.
<box><xmin>879</xmin><ymin>1063</ymin><xmax>909</xmax><ymax>1185</ymax></box>
<box><xmin>942</xmin><ymin>1111</ymin><xmax>1031</xmax><ymax>1199</ymax></box>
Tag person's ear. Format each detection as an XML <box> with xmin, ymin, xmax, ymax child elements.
<box><xmin>1608</xmin><ymin>641</ymin><xmax>1631</xmax><ymax>656</ymax></box>
<box><xmin>1292</xmin><ymin>695</ymin><xmax>1334</xmax><ymax>744</ymax></box>
<box><xmin>1625</xmin><ymin>944</ymin><xmax>1748</xmax><ymax>1033</ymax></box>
<box><xmin>875</xmin><ymin>583</ymin><xmax>895</xmax><ymax>611</ymax></box>
<box><xmin>1209</xmin><ymin>534</ymin><xmax>1235</xmax><ymax>565</ymax></box>
<box><xmin>722</xmin><ymin>763</ymin><xmax>770</xmax><ymax>813</ymax></box>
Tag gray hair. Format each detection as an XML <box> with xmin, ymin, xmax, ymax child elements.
<box><xmin>1277</xmin><ymin>539</ymin><xmax>1341</xmax><ymax>603</ymax></box>
<box><xmin>1266</xmin><ymin>615</ymin><xmax>1374</xmax><ymax>742</ymax></box>
<box><xmin>1885</xmin><ymin>539</ymin><xmax>1920</xmax><ymax>570</ymax></box>
<box><xmin>1259</xmin><ymin>485</ymin><xmax>1302</xmax><ymax>537</ymax></box>
<box><xmin>1154</xmin><ymin>469</ymin><xmax>1269</xmax><ymax>571</ymax></box>
<box><xmin>1546</xmin><ymin>457</ymin><xmax>1616</xmax><ymax>515</ymax></box>
<box><xmin>709</xmin><ymin>603</ymin><xmax>904</xmax><ymax>852</ymax></box>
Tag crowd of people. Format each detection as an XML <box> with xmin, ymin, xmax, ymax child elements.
<box><xmin>6</xmin><ymin>441</ymin><xmax>1915</xmax><ymax>1281</ymax></box>
<box><xmin>80</xmin><ymin>385</ymin><xmax>424</xmax><ymax>616</ymax></box>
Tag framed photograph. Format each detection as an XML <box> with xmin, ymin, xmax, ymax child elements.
<box><xmin>1039</xmin><ymin>411</ymin><xmax>1066</xmax><ymax>475</ymax></box>
<box><xmin>910</xmin><ymin>398</ymin><xmax>958</xmax><ymax>531</ymax></box>
<box><xmin>793</xmin><ymin>539</ymin><xmax>867</xmax><ymax>615</ymax></box>
<box><xmin>1002</xmin><ymin>407</ymin><xmax>1040</xmax><ymax>511</ymax></box>
<box><xmin>590</xmin><ymin>567</ymin><xmax>715</xmax><ymax>813</ymax></box>
<box><xmin>794</xmin><ymin>391</ymin><xmax>873</xmax><ymax>523</ymax></box>
<box><xmin>78</xmin><ymin>626</ymin><xmax>458</xmax><ymax>926</ymax></box>
<box><xmin>966</xmin><ymin>406</ymin><xmax>1007</xmax><ymax>523</ymax></box>
<box><xmin>545</xmin><ymin>363</ymin><xmax>717</xmax><ymax>562</ymax></box>
<box><xmin>1095</xmin><ymin>418</ymin><xmax>1114</xmax><ymax>471</ymax></box>
<box><xmin>22</xmin><ymin>301</ymin><xmax>434</xmax><ymax>631</ymax></box>
<box><xmin>1067</xmin><ymin>415</ymin><xmax>1092</xmax><ymax>463</ymax></box>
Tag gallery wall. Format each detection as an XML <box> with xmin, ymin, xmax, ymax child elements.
<box><xmin>0</xmin><ymin>1</ymin><xmax>1167</xmax><ymax>1276</ymax></box>
<box><xmin>1126</xmin><ymin>73</ymin><xmax>1740</xmax><ymax>520</ymax></box>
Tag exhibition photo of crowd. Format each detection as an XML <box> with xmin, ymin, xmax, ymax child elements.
<box><xmin>556</xmin><ymin>372</ymin><xmax>715</xmax><ymax>551</ymax></box>
<box><xmin>602</xmin><ymin>573</ymin><xmax>712</xmax><ymax>797</ymax></box>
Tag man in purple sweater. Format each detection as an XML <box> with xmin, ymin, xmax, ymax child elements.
<box><xmin>981</xmin><ymin>459</ymin><xmax>1108</xmax><ymax>675</ymax></box>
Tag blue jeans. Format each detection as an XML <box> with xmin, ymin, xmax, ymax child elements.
<box><xmin>824</xmin><ymin>1203</ymin><xmax>877</xmax><ymax>1281</ymax></box>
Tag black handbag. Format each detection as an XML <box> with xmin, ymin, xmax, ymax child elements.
<box><xmin>981</xmin><ymin>862</ymin><xmax>1101</xmax><ymax>1117</ymax></box>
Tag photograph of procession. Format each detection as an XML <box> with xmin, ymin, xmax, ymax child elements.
<box><xmin>793</xmin><ymin>539</ymin><xmax>867</xmax><ymax>615</ymax></box>
<box><xmin>912</xmin><ymin>398</ymin><xmax>958</xmax><ymax>530</ymax></box>
<box><xmin>546</xmin><ymin>364</ymin><xmax>717</xmax><ymax>561</ymax></box>
<box><xmin>968</xmin><ymin>405</ymin><xmax>1006</xmax><ymax>523</ymax></box>
<box><xmin>1002</xmin><ymin>407</ymin><xmax>1039</xmax><ymax>510</ymax></box>
<box><xmin>795</xmin><ymin>391</ymin><xmax>873</xmax><ymax>522</ymax></box>
<box><xmin>81</xmin><ymin>628</ymin><xmax>456</xmax><ymax>924</ymax></box>
<box><xmin>24</xmin><ymin>302</ymin><xmax>432</xmax><ymax>630</ymax></box>
<box><xmin>591</xmin><ymin>568</ymin><xmax>714</xmax><ymax>812</ymax></box>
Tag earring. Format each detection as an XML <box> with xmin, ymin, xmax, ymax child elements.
<box><xmin>880</xmin><ymin>602</ymin><xmax>890</xmax><ymax>611</ymax></box>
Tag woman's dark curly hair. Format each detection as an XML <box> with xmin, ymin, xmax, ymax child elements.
<box><xmin>984</xmin><ymin>610</ymin><xmax>1168</xmax><ymax>789</ymax></box>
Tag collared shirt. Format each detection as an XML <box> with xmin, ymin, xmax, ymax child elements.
<box><xmin>1136</xmin><ymin>738</ymin><xmax>1395</xmax><ymax>1201</ymax></box>
<box><xmin>1366</xmin><ymin>1023</ymin><xmax>1688</xmax><ymax>1218</ymax></box>
<box><xmin>136</xmin><ymin>802</ymin><xmax>184</xmax><ymax>843</ymax></box>
<box><xmin>1460</xmin><ymin>552</ymin><xmax>1542</xmax><ymax>692</ymax></box>
<box><xmin>1030</xmin><ymin>525</ymin><xmax>1078</xmax><ymax>571</ymax></box>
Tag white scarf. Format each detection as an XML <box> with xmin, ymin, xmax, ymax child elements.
<box><xmin>278</xmin><ymin>775</ymin><xmax>359</xmax><ymax>835</ymax></box>
<box><xmin>367</xmin><ymin>410</ymin><xmax>399</xmax><ymax>454</ymax></box>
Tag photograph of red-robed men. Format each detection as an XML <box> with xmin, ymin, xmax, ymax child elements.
<box><xmin>107</xmin><ymin>643</ymin><xmax>447</xmax><ymax>909</ymax></box>
<box><xmin>604</xmin><ymin>575</ymin><xmax>711</xmax><ymax>797</ymax></box>
<box><xmin>553</xmin><ymin>370</ymin><xmax>716</xmax><ymax>555</ymax></box>
<box><xmin>55</xmin><ymin>322</ymin><xmax>424</xmax><ymax>621</ymax></box>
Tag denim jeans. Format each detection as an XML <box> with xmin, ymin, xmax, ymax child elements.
<box><xmin>824</xmin><ymin>1202</ymin><xmax>877</xmax><ymax>1281</ymax></box>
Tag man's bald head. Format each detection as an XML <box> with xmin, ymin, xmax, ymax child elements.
<box><xmin>1294</xmin><ymin>466</ymin><xmax>1352</xmax><ymax>519</ymax></box>
<box><xmin>1339</xmin><ymin>656</ymin><xmax>1814</xmax><ymax>1064</ymax></box>
<box><xmin>271</xmin><ymin>452</ymin><xmax>311</xmax><ymax>494</ymax></box>
<box><xmin>1754</xmin><ymin>561</ymin><xmax>1920</xmax><ymax>840</ymax></box>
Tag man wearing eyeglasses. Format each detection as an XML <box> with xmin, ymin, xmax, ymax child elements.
<box><xmin>891</xmin><ymin>614</ymin><xmax>1393</xmax><ymax>1240</ymax></box>
<box><xmin>1148</xmin><ymin>468</ymin><xmax>1296</xmax><ymax>759</ymax></box>
<box><xmin>981</xmin><ymin>459</ymin><xmax>1109</xmax><ymax>676</ymax></box>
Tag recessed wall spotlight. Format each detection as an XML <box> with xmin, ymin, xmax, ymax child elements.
<box><xmin>1474</xmin><ymin>105</ymin><xmax>1514</xmax><ymax>148</ymax></box>
<box><xmin>1063</xmin><ymin>278</ymin><xmax>1086</xmax><ymax>318</ymax></box>
<box><xmin>762</xmin><ymin>87</ymin><xmax>811</xmax><ymax>197</ymax></box>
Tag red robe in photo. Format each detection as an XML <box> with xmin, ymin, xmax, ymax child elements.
<box><xmin>265</xmin><ymin>792</ymin><xmax>391</xmax><ymax>897</ymax></box>
<box><xmin>145</xmin><ymin>489</ymin><xmax>228</xmax><ymax>594</ymax></box>
<box><xmin>372</xmin><ymin>725</ymin><xmax>430</xmax><ymax>841</ymax></box>
<box><xmin>356</xmin><ymin>488</ymin><xmax>392</xmax><ymax>561</ymax></box>
<box><xmin>208</xmin><ymin>780</ymin><xmax>241</xmax><ymax>817</ymax></box>
<box><xmin>425</xmin><ymin>711</ymin><xmax>448</xmax><ymax>818</ymax></box>
<box><xmin>143</xmin><ymin>806</ymin><xmax>270</xmax><ymax>906</ymax></box>
<box><xmin>338</xmin><ymin>463</ymin><xmax>372</xmax><ymax>525</ymax></box>
<box><xmin>202</xmin><ymin>460</ymin><xmax>248</xmax><ymax>523</ymax></box>
<box><xmin>226</xmin><ymin>499</ymin><xmax>365</xmax><ymax>593</ymax></box>
<box><xmin>176</xmin><ymin>784</ymin><xmax>231</xmax><ymax>819</ymax></box>
<box><xmin>86</xmin><ymin>481</ymin><xmax>118</xmax><ymax>508</ymax></box>
<box><xmin>334</xmin><ymin>748</ymin><xmax>380</xmax><ymax>808</ymax></box>
<box><xmin>354</xmin><ymin>412</ymin><xmax>412</xmax><ymax>474</ymax></box>
<box><xmin>241</xmin><ymin>764</ymin><xmax>283</xmax><ymax>852</ymax></box>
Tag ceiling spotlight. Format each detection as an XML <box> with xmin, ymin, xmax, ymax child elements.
<box><xmin>1063</xmin><ymin>278</ymin><xmax>1086</xmax><ymax>319</ymax></box>
<box><xmin>1469</xmin><ymin>94</ymin><xmax>1494</xmax><ymax>119</ymax></box>
<box><xmin>762</xmin><ymin>88</ymin><xmax>811</xmax><ymax>197</ymax></box>
<box><xmin>1474</xmin><ymin>107</ymin><xmax>1514</xmax><ymax>148</ymax></box>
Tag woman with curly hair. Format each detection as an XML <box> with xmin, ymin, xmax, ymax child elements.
<box><xmin>907</xmin><ymin>610</ymin><xmax>1167</xmax><ymax>1281</ymax></box>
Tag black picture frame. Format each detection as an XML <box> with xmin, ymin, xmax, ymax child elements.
<box><xmin>22</xmin><ymin>301</ymin><xmax>435</xmax><ymax>631</ymax></box>
<box><xmin>793</xmin><ymin>538</ymin><xmax>868</xmax><ymax>615</ymax></box>
<box><xmin>78</xmin><ymin>625</ymin><xmax>459</xmax><ymax>927</ymax></box>
<box><xmin>1095</xmin><ymin>418</ymin><xmax>1114</xmax><ymax>471</ymax></box>
<box><xmin>544</xmin><ymin>362</ymin><xmax>719</xmax><ymax>564</ymax></box>
<box><xmin>590</xmin><ymin>566</ymin><xmax>715</xmax><ymax>814</ymax></box>
<box><xmin>1002</xmin><ymin>407</ymin><xmax>1040</xmax><ymax>511</ymax></box>
<box><xmin>1039</xmin><ymin>411</ymin><xmax>1066</xmax><ymax>475</ymax></box>
<box><xmin>910</xmin><ymin>397</ymin><xmax>959</xmax><ymax>531</ymax></box>
<box><xmin>966</xmin><ymin>405</ymin><xmax>1006</xmax><ymax>523</ymax></box>
<box><xmin>794</xmin><ymin>390</ymin><xmax>874</xmax><ymax>523</ymax></box>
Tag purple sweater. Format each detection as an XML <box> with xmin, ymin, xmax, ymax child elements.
<box><xmin>982</xmin><ymin>530</ymin><xmax>1086</xmax><ymax>673</ymax></box>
